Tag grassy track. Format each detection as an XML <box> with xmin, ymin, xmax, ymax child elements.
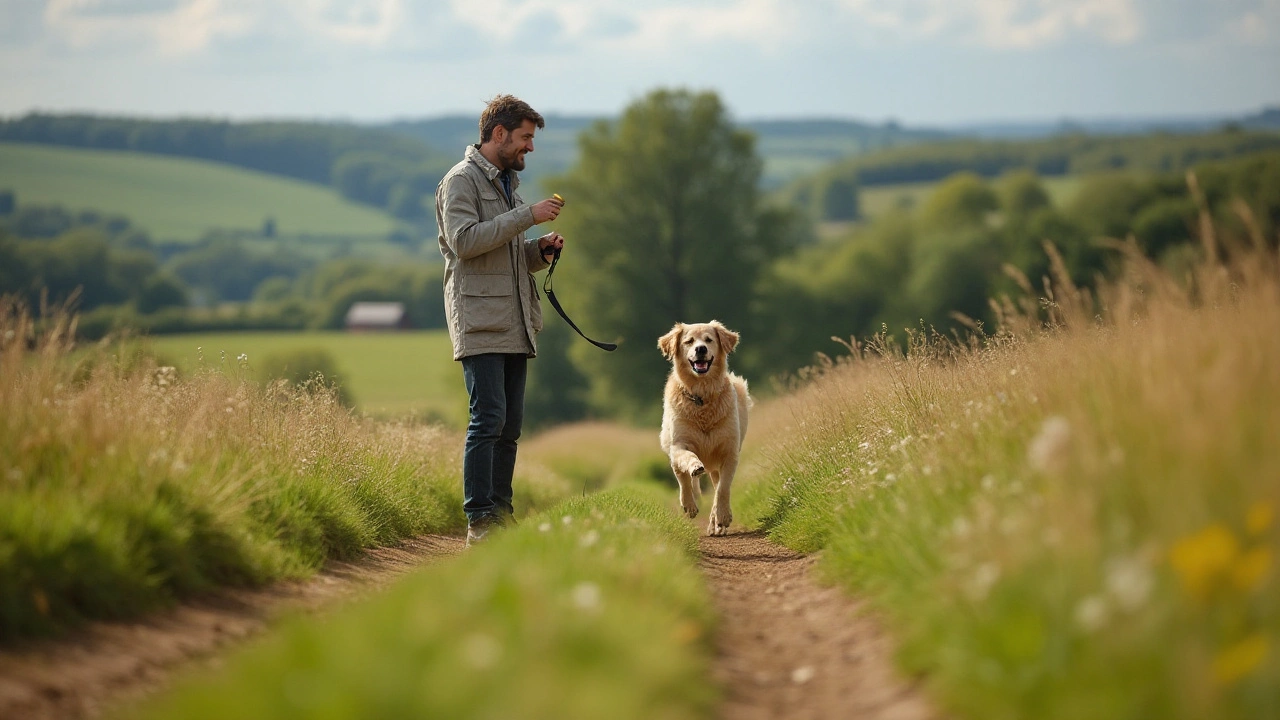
<box><xmin>131</xmin><ymin>484</ymin><xmax>715</xmax><ymax>720</ymax></box>
<box><xmin>737</xmin><ymin>240</ymin><xmax>1280</xmax><ymax>718</ymax></box>
<box><xmin>142</xmin><ymin>330</ymin><xmax>469</xmax><ymax>426</ymax></box>
<box><xmin>0</xmin><ymin>142</ymin><xmax>401</xmax><ymax>242</ymax></box>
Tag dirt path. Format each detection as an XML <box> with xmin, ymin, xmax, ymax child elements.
<box><xmin>0</xmin><ymin>535</ymin><xmax>463</xmax><ymax>720</ymax></box>
<box><xmin>700</xmin><ymin>529</ymin><xmax>939</xmax><ymax>720</ymax></box>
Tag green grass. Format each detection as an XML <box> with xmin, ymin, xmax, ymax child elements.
<box><xmin>0</xmin><ymin>307</ymin><xmax>481</xmax><ymax>641</ymax></box>
<box><xmin>142</xmin><ymin>330</ymin><xmax>469</xmax><ymax>426</ymax></box>
<box><xmin>129</xmin><ymin>484</ymin><xmax>716</xmax><ymax>720</ymax></box>
<box><xmin>737</xmin><ymin>244</ymin><xmax>1280</xmax><ymax>719</ymax></box>
<box><xmin>0</xmin><ymin>142</ymin><xmax>402</xmax><ymax>242</ymax></box>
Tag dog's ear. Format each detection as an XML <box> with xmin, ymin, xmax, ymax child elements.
<box><xmin>713</xmin><ymin>322</ymin><xmax>740</xmax><ymax>355</ymax></box>
<box><xmin>657</xmin><ymin>324</ymin><xmax>683</xmax><ymax>360</ymax></box>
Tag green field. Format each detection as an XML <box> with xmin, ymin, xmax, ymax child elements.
<box><xmin>144</xmin><ymin>330</ymin><xmax>468</xmax><ymax>426</ymax></box>
<box><xmin>0</xmin><ymin>142</ymin><xmax>403</xmax><ymax>242</ymax></box>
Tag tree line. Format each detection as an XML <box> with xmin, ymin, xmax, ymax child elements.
<box><xmin>0</xmin><ymin>200</ymin><xmax>446</xmax><ymax>340</ymax></box>
<box><xmin>787</xmin><ymin>128</ymin><xmax>1280</xmax><ymax>221</ymax></box>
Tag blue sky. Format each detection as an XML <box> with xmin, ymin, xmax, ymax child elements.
<box><xmin>1</xmin><ymin>0</ymin><xmax>1278</xmax><ymax>125</ymax></box>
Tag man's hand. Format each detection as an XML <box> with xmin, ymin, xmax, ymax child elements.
<box><xmin>530</xmin><ymin>196</ymin><xmax>564</xmax><ymax>224</ymax></box>
<box><xmin>538</xmin><ymin>232</ymin><xmax>565</xmax><ymax>260</ymax></box>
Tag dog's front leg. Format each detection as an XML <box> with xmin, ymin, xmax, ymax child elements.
<box><xmin>707</xmin><ymin>458</ymin><xmax>737</xmax><ymax>536</ymax></box>
<box><xmin>669</xmin><ymin>446</ymin><xmax>705</xmax><ymax>519</ymax></box>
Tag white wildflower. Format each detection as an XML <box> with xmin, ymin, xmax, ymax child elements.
<box><xmin>571</xmin><ymin>582</ymin><xmax>601</xmax><ymax>612</ymax></box>
<box><xmin>579</xmin><ymin>530</ymin><xmax>600</xmax><ymax>548</ymax></box>
<box><xmin>1105</xmin><ymin>555</ymin><xmax>1153</xmax><ymax>612</ymax></box>
<box><xmin>1075</xmin><ymin>595</ymin><xmax>1110</xmax><ymax>632</ymax></box>
<box><xmin>1027</xmin><ymin>416</ymin><xmax>1072</xmax><ymax>474</ymax></box>
<box><xmin>538</xmin><ymin>522</ymin><xmax>552</xmax><ymax>533</ymax></box>
<box><xmin>562</xmin><ymin>515</ymin><xmax>573</xmax><ymax>525</ymax></box>
<box><xmin>462</xmin><ymin>633</ymin><xmax>502</xmax><ymax>669</ymax></box>
<box><xmin>966</xmin><ymin>562</ymin><xmax>1001</xmax><ymax>601</ymax></box>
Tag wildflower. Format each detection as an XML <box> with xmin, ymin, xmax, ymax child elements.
<box><xmin>966</xmin><ymin>562</ymin><xmax>1001</xmax><ymax>602</ymax></box>
<box><xmin>1213</xmin><ymin>634</ymin><xmax>1269</xmax><ymax>686</ymax></box>
<box><xmin>579</xmin><ymin>530</ymin><xmax>600</xmax><ymax>548</ymax></box>
<box><xmin>1074</xmin><ymin>595</ymin><xmax>1109</xmax><ymax>632</ymax></box>
<box><xmin>462</xmin><ymin>633</ymin><xmax>503</xmax><ymax>670</ymax></box>
<box><xmin>561</xmin><ymin>515</ymin><xmax>573</xmax><ymax>525</ymax></box>
<box><xmin>571</xmin><ymin>582</ymin><xmax>601</xmax><ymax>612</ymax></box>
<box><xmin>1247</xmin><ymin>501</ymin><xmax>1274</xmax><ymax>537</ymax></box>
<box><xmin>1231</xmin><ymin>547</ymin><xmax>1272</xmax><ymax>593</ymax></box>
<box><xmin>538</xmin><ymin>522</ymin><xmax>552</xmax><ymax>533</ymax></box>
<box><xmin>1027</xmin><ymin>416</ymin><xmax>1071</xmax><ymax>474</ymax></box>
<box><xmin>1169</xmin><ymin>524</ymin><xmax>1239</xmax><ymax>601</ymax></box>
<box><xmin>1105</xmin><ymin>555</ymin><xmax>1153</xmax><ymax>611</ymax></box>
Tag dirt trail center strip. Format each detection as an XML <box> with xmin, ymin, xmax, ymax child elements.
<box><xmin>700</xmin><ymin>530</ymin><xmax>940</xmax><ymax>720</ymax></box>
<box><xmin>0</xmin><ymin>535</ymin><xmax>463</xmax><ymax>720</ymax></box>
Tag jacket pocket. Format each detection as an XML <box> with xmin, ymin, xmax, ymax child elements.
<box><xmin>461</xmin><ymin>273</ymin><xmax>514</xmax><ymax>333</ymax></box>
<box><xmin>527</xmin><ymin>274</ymin><xmax>544</xmax><ymax>333</ymax></box>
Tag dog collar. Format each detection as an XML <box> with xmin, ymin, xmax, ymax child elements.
<box><xmin>681</xmin><ymin>389</ymin><xmax>704</xmax><ymax>407</ymax></box>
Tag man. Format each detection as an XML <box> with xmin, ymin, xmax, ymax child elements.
<box><xmin>435</xmin><ymin>94</ymin><xmax>565</xmax><ymax>547</ymax></box>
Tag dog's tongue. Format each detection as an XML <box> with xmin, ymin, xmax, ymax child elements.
<box><xmin>693</xmin><ymin>359</ymin><xmax>711</xmax><ymax>374</ymax></box>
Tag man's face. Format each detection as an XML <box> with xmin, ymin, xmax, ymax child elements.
<box><xmin>496</xmin><ymin>119</ymin><xmax>537</xmax><ymax>172</ymax></box>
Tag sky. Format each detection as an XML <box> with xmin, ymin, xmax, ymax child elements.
<box><xmin>1</xmin><ymin>0</ymin><xmax>1278</xmax><ymax>126</ymax></box>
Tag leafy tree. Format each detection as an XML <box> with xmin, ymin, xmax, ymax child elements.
<box><xmin>550</xmin><ymin>89</ymin><xmax>789</xmax><ymax>418</ymax></box>
<box><xmin>999</xmin><ymin>170</ymin><xmax>1052</xmax><ymax>217</ymax></box>
<box><xmin>920</xmin><ymin>172</ymin><xmax>999</xmax><ymax>230</ymax></box>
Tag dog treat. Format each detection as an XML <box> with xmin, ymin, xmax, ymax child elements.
<box><xmin>552</xmin><ymin>193</ymin><xmax>565</xmax><ymax>204</ymax></box>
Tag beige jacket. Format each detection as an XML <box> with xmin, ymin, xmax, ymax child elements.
<box><xmin>436</xmin><ymin>145</ymin><xmax>550</xmax><ymax>360</ymax></box>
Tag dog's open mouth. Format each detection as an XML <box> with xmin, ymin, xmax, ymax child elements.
<box><xmin>690</xmin><ymin>357</ymin><xmax>712</xmax><ymax>375</ymax></box>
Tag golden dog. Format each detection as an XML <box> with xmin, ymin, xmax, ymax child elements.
<box><xmin>658</xmin><ymin>321</ymin><xmax>752</xmax><ymax>536</ymax></box>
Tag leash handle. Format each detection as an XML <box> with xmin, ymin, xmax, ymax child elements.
<box><xmin>541</xmin><ymin>247</ymin><xmax>617</xmax><ymax>352</ymax></box>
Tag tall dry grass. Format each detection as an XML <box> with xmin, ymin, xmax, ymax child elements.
<box><xmin>738</xmin><ymin>192</ymin><xmax>1279</xmax><ymax>718</ymax></box>
<box><xmin>0</xmin><ymin>301</ymin><xmax>463</xmax><ymax>641</ymax></box>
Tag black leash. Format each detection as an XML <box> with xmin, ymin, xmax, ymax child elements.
<box><xmin>541</xmin><ymin>247</ymin><xmax>617</xmax><ymax>351</ymax></box>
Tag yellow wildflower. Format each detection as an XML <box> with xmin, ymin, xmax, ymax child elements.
<box><xmin>1213</xmin><ymin>634</ymin><xmax>1269</xmax><ymax>686</ymax></box>
<box><xmin>1232</xmin><ymin>547</ymin><xmax>1272</xmax><ymax>592</ymax></box>
<box><xmin>1169</xmin><ymin>524</ymin><xmax>1239</xmax><ymax>601</ymax></box>
<box><xmin>1246</xmin><ymin>501</ymin><xmax>1274</xmax><ymax>537</ymax></box>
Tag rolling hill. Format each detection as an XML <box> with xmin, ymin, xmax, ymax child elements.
<box><xmin>0</xmin><ymin>142</ymin><xmax>407</xmax><ymax>243</ymax></box>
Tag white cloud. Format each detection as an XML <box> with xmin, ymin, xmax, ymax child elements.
<box><xmin>44</xmin><ymin>0</ymin><xmax>258</xmax><ymax>54</ymax></box>
<box><xmin>837</xmin><ymin>0</ymin><xmax>1142</xmax><ymax>49</ymax></box>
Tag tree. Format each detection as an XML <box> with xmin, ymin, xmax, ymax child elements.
<box><xmin>550</xmin><ymin>89</ymin><xmax>785</xmax><ymax>419</ymax></box>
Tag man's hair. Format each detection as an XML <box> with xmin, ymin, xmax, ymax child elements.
<box><xmin>479</xmin><ymin>94</ymin><xmax>545</xmax><ymax>144</ymax></box>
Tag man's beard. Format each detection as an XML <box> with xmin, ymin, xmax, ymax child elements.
<box><xmin>498</xmin><ymin>140</ymin><xmax>526</xmax><ymax>171</ymax></box>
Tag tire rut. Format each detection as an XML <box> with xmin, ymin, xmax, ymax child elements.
<box><xmin>699</xmin><ymin>529</ymin><xmax>940</xmax><ymax>720</ymax></box>
<box><xmin>0</xmin><ymin>534</ymin><xmax>464</xmax><ymax>720</ymax></box>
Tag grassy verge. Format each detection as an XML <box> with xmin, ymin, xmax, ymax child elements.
<box><xmin>0</xmin><ymin>304</ymin><xmax>476</xmax><ymax>642</ymax></box>
<box><xmin>739</xmin><ymin>241</ymin><xmax>1279</xmax><ymax>718</ymax></box>
<box><xmin>128</xmin><ymin>483</ymin><xmax>715</xmax><ymax>720</ymax></box>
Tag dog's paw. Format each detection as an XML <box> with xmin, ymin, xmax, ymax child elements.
<box><xmin>706</xmin><ymin>508</ymin><xmax>731</xmax><ymax>536</ymax></box>
<box><xmin>682</xmin><ymin>502</ymin><xmax>699</xmax><ymax>519</ymax></box>
<box><xmin>690</xmin><ymin>462</ymin><xmax>705</xmax><ymax>477</ymax></box>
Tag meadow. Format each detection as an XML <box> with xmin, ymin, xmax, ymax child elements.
<box><xmin>0</xmin><ymin>142</ymin><xmax>402</xmax><ymax>243</ymax></box>
<box><xmin>142</xmin><ymin>330</ymin><xmax>469</xmax><ymax>426</ymax></box>
<box><xmin>738</xmin><ymin>230</ymin><xmax>1279</xmax><ymax>718</ymax></box>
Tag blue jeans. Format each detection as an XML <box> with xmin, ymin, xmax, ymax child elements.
<box><xmin>460</xmin><ymin>353</ymin><xmax>527</xmax><ymax>524</ymax></box>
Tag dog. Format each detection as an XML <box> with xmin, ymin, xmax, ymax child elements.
<box><xmin>658</xmin><ymin>321</ymin><xmax>753</xmax><ymax>536</ymax></box>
